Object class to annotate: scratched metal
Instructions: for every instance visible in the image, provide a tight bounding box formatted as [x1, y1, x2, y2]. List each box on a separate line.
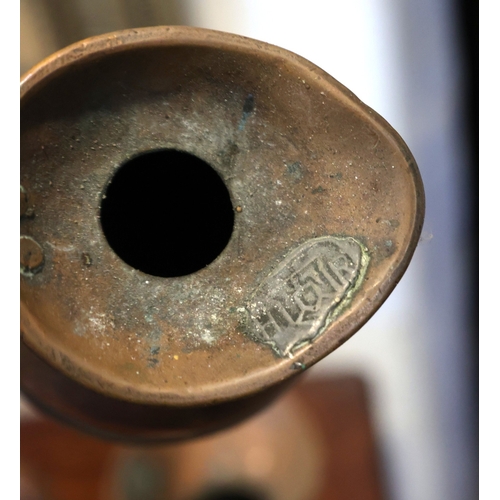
[246, 236, 368, 357]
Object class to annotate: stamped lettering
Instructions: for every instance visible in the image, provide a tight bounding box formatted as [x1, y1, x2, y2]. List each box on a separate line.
[245, 236, 368, 357]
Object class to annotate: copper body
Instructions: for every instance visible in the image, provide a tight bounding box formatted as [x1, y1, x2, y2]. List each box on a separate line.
[20, 27, 424, 441]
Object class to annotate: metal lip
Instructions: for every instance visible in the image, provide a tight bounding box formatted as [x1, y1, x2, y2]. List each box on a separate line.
[21, 26, 425, 408]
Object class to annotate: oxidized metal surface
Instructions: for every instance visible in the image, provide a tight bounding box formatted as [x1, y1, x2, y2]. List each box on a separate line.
[246, 236, 368, 357]
[20, 26, 424, 440]
[20, 236, 45, 276]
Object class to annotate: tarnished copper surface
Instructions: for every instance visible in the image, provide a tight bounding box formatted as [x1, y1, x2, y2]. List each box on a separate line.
[20, 26, 424, 440]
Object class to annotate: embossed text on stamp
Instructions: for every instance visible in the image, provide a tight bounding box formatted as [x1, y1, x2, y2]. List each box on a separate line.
[245, 236, 368, 357]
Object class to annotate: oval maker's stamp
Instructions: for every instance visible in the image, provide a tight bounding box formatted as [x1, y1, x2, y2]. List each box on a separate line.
[245, 236, 369, 357]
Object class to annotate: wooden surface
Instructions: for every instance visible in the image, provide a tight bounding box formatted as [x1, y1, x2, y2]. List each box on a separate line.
[21, 376, 386, 500]
[296, 377, 386, 500]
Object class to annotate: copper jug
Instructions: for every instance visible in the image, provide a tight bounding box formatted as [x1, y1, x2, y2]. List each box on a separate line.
[20, 26, 424, 441]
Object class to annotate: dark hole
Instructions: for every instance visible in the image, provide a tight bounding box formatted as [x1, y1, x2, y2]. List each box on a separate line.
[100, 149, 234, 277]
[195, 485, 268, 500]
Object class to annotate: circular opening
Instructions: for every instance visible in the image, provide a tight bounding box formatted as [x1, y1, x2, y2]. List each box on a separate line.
[100, 149, 234, 277]
[195, 486, 268, 500]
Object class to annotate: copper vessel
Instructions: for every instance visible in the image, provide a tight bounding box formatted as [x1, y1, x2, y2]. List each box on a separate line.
[20, 26, 424, 441]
